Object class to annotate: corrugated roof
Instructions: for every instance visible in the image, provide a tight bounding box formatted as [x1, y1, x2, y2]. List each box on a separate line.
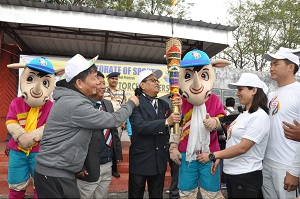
[0, 0, 237, 63]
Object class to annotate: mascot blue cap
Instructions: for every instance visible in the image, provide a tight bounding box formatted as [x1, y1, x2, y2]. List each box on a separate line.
[180, 49, 211, 68]
[26, 57, 55, 74]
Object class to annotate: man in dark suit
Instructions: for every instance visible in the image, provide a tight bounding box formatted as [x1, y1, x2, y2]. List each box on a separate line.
[76, 71, 122, 199]
[129, 69, 181, 198]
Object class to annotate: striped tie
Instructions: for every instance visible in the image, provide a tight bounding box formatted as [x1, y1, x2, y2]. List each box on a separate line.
[95, 101, 103, 111]
[96, 101, 112, 147]
[152, 99, 158, 114]
[103, 129, 112, 147]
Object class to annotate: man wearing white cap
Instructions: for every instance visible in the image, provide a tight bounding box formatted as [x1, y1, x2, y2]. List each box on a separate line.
[34, 54, 139, 198]
[128, 69, 181, 198]
[262, 48, 300, 198]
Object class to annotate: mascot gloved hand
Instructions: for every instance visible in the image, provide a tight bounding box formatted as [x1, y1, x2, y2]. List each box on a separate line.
[7, 124, 44, 149]
[17, 133, 36, 149]
[203, 113, 221, 132]
[5, 57, 64, 199]
[173, 49, 230, 199]
[169, 132, 182, 165]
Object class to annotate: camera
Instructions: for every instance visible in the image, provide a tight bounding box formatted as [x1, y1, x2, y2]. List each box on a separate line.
[218, 114, 239, 133]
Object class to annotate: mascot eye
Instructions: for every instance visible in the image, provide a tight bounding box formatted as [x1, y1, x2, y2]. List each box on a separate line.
[27, 76, 34, 83]
[43, 80, 50, 88]
[201, 72, 209, 80]
[184, 71, 193, 80]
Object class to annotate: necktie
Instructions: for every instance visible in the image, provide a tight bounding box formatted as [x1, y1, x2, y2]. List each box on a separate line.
[95, 101, 104, 111]
[103, 129, 112, 147]
[152, 99, 158, 113]
[96, 101, 112, 147]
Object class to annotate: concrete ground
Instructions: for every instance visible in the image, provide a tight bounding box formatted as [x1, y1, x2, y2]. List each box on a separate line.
[0, 136, 228, 199]
[1, 189, 227, 199]
[108, 189, 228, 198]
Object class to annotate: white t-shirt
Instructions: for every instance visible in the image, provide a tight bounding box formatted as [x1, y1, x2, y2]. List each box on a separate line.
[264, 82, 300, 176]
[223, 108, 270, 175]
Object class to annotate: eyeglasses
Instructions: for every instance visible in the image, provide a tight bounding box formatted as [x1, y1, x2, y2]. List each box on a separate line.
[144, 78, 160, 83]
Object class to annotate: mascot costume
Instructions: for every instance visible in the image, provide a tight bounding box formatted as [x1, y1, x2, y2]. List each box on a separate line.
[169, 49, 231, 199]
[5, 57, 63, 199]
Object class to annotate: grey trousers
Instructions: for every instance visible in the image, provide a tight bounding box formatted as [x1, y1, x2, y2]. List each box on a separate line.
[77, 161, 112, 199]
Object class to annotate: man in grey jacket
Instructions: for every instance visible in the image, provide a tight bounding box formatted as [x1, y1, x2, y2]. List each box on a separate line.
[34, 54, 139, 198]
[76, 71, 123, 198]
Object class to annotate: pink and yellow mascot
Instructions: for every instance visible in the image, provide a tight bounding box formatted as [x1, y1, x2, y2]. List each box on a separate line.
[169, 49, 231, 199]
[6, 57, 63, 199]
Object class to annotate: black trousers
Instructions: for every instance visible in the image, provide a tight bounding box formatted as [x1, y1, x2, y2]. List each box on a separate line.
[112, 155, 118, 173]
[34, 170, 80, 199]
[128, 172, 165, 198]
[225, 170, 263, 198]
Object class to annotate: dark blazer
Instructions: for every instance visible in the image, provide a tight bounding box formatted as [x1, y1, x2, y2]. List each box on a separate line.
[76, 98, 122, 182]
[129, 94, 172, 176]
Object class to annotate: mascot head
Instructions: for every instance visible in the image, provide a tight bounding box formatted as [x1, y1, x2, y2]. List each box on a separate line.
[179, 49, 231, 106]
[8, 57, 64, 107]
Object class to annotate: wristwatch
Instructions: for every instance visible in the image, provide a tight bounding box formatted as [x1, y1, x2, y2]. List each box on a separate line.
[209, 152, 216, 163]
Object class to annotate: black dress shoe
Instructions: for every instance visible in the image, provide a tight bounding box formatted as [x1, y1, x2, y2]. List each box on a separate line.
[112, 171, 120, 178]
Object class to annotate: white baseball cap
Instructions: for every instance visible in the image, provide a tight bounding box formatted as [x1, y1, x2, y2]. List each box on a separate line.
[137, 69, 163, 87]
[264, 47, 300, 66]
[228, 73, 268, 93]
[65, 54, 98, 82]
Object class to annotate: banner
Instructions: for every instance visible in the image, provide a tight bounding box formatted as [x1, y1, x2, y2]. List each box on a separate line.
[18, 55, 241, 111]
[96, 60, 170, 97]
[18, 55, 170, 98]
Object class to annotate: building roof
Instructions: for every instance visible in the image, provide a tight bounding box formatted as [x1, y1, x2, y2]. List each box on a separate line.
[0, 0, 237, 63]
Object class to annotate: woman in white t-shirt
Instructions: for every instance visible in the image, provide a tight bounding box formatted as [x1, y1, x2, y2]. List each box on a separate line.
[197, 73, 270, 198]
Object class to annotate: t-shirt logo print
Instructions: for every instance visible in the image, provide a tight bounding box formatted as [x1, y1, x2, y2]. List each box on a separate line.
[227, 121, 237, 140]
[269, 95, 280, 116]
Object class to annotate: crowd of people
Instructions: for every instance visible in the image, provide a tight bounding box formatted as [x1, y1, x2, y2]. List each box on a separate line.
[4, 47, 300, 199]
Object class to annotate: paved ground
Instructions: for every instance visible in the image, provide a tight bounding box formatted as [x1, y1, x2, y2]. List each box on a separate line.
[108, 189, 228, 198]
[1, 189, 227, 199]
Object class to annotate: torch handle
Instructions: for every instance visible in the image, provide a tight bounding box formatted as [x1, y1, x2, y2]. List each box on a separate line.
[165, 38, 182, 135]
[172, 105, 180, 134]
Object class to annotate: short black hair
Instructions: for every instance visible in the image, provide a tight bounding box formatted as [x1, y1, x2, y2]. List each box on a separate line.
[284, 59, 299, 75]
[225, 97, 235, 107]
[134, 87, 142, 97]
[97, 71, 104, 78]
[237, 105, 243, 113]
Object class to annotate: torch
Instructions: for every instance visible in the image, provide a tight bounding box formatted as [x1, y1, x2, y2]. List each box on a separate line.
[165, 38, 182, 134]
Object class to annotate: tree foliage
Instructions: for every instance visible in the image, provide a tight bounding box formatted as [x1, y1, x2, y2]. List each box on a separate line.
[221, 0, 300, 72]
[133, 0, 191, 18]
[39, 0, 192, 19]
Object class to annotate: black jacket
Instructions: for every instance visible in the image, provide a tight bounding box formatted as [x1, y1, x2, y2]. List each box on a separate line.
[129, 94, 172, 175]
[77, 99, 122, 182]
